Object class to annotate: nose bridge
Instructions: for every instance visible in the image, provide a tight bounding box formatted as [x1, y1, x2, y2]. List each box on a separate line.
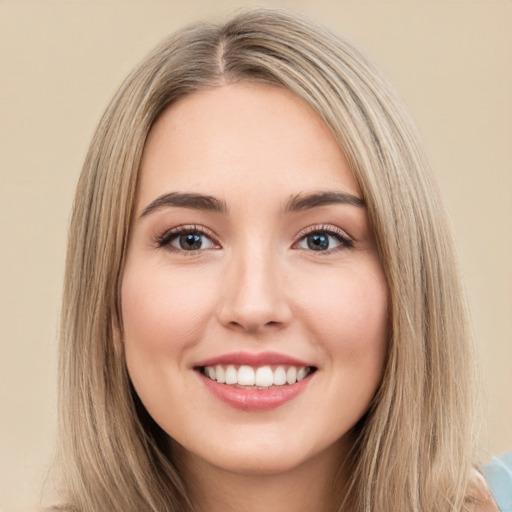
[218, 237, 290, 332]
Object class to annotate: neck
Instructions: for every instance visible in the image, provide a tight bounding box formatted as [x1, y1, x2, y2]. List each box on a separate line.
[173, 440, 353, 512]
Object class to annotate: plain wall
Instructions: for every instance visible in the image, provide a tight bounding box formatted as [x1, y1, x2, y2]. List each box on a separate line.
[0, 0, 511, 509]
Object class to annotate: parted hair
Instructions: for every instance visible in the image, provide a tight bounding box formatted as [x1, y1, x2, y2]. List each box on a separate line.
[51, 8, 482, 512]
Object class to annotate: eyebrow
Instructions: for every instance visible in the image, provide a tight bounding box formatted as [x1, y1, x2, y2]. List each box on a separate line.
[140, 192, 228, 218]
[140, 189, 365, 218]
[284, 191, 365, 212]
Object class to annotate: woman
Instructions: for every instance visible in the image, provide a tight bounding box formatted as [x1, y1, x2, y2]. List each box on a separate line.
[52, 8, 504, 512]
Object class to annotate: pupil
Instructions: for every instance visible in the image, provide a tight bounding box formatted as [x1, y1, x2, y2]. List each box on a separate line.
[308, 233, 329, 251]
[180, 233, 202, 250]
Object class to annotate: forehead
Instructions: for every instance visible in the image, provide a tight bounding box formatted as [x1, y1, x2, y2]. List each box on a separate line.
[138, 83, 361, 209]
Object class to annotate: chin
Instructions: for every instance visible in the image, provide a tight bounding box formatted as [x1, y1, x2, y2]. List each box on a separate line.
[171, 427, 346, 479]
[212, 450, 310, 476]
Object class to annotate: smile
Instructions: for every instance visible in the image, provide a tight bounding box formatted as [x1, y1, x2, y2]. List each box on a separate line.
[200, 364, 314, 387]
[193, 352, 317, 411]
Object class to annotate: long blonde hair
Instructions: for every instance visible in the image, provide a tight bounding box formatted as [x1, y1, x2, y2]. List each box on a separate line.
[53, 8, 481, 511]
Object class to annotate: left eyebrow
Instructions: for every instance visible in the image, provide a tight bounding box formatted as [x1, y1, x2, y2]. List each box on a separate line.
[140, 192, 228, 218]
[284, 191, 365, 213]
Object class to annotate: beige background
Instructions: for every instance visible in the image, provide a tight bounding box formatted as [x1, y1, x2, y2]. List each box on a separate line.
[0, 0, 510, 509]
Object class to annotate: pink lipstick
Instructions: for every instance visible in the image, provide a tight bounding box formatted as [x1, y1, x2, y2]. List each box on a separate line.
[194, 351, 316, 411]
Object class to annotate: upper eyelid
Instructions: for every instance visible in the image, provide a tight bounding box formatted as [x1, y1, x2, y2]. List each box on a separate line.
[293, 225, 355, 252]
[155, 225, 220, 248]
[162, 224, 213, 236]
[154, 223, 354, 248]
[296, 224, 353, 241]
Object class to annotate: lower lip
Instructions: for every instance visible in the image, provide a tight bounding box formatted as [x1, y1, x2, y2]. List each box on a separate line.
[199, 373, 313, 411]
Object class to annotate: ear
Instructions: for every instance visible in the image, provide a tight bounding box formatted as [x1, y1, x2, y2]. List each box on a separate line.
[112, 306, 124, 354]
[113, 324, 124, 354]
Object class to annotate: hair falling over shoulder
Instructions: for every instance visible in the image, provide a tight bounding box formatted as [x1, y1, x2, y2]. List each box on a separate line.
[48, 8, 485, 512]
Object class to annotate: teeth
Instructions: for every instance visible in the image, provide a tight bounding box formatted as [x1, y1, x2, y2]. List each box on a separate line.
[225, 365, 237, 385]
[286, 366, 297, 384]
[215, 365, 225, 383]
[238, 365, 255, 386]
[297, 367, 307, 382]
[202, 364, 312, 387]
[273, 366, 287, 386]
[255, 366, 274, 387]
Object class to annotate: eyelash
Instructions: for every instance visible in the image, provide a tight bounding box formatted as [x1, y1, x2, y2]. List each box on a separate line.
[295, 224, 354, 253]
[154, 225, 219, 252]
[154, 224, 354, 253]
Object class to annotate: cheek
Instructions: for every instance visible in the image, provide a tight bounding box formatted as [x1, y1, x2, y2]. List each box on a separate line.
[121, 265, 214, 355]
[316, 267, 389, 427]
[296, 263, 389, 369]
[120, 264, 219, 431]
[120, 265, 217, 408]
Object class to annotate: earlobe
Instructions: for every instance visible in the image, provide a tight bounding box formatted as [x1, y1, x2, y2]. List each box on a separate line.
[113, 323, 124, 353]
[112, 309, 124, 354]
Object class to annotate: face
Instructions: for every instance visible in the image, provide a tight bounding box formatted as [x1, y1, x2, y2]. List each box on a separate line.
[120, 83, 389, 478]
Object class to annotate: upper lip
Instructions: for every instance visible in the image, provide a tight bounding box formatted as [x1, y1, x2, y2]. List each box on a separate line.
[193, 351, 314, 368]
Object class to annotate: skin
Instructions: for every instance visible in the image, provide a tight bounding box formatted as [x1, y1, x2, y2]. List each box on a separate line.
[119, 83, 390, 511]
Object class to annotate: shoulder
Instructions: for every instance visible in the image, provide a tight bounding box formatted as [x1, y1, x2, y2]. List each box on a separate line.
[467, 468, 500, 511]
[484, 451, 512, 512]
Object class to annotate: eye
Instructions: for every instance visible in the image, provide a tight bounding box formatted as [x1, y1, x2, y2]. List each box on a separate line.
[156, 226, 218, 252]
[296, 226, 353, 252]
[171, 232, 215, 251]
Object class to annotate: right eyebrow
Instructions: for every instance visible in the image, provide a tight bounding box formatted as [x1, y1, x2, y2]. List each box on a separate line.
[284, 190, 365, 212]
[140, 192, 228, 218]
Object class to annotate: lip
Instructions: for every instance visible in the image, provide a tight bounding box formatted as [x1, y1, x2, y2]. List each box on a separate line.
[198, 371, 313, 411]
[193, 351, 316, 411]
[193, 351, 313, 368]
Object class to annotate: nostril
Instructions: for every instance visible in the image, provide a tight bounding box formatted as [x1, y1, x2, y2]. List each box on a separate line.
[216, 269, 293, 332]
[225, 317, 286, 333]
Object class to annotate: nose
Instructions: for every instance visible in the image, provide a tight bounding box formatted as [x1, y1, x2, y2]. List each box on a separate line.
[217, 247, 292, 334]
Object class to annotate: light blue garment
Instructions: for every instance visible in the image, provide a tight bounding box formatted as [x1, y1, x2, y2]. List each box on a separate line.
[484, 451, 512, 512]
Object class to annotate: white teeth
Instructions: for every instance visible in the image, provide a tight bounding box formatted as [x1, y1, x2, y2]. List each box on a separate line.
[255, 366, 274, 387]
[203, 364, 313, 387]
[286, 366, 297, 384]
[215, 364, 225, 383]
[273, 366, 287, 386]
[225, 365, 237, 385]
[296, 367, 307, 382]
[238, 365, 255, 386]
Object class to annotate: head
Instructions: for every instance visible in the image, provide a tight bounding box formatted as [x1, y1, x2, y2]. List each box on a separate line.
[58, 8, 479, 512]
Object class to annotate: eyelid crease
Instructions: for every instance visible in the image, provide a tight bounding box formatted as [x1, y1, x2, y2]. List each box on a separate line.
[293, 224, 355, 252]
[296, 224, 354, 242]
[154, 224, 221, 250]
[153, 223, 355, 254]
